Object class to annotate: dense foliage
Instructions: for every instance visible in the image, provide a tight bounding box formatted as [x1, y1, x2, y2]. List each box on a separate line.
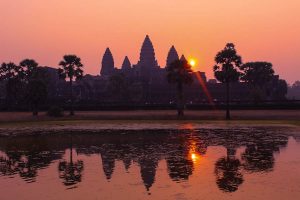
[213, 43, 242, 120]
[166, 59, 193, 116]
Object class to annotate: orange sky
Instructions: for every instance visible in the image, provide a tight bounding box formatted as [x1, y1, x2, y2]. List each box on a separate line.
[1, 0, 299, 83]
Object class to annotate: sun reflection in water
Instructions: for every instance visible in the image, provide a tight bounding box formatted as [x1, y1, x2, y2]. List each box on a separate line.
[189, 141, 201, 163]
[191, 153, 198, 162]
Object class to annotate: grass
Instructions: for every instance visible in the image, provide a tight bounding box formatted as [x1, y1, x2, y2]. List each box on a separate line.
[0, 110, 299, 129]
[0, 119, 299, 128]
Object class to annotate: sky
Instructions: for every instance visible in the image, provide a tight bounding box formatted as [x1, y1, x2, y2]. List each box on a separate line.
[1, 0, 299, 84]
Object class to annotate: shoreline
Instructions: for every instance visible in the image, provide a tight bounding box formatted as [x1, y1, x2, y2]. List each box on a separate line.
[0, 110, 300, 122]
[0, 110, 299, 136]
[0, 119, 299, 137]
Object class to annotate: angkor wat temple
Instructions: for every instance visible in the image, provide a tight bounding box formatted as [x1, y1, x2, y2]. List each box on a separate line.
[67, 35, 287, 106]
[0, 35, 287, 108]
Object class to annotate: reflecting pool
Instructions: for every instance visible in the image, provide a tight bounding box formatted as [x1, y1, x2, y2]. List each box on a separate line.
[0, 127, 300, 199]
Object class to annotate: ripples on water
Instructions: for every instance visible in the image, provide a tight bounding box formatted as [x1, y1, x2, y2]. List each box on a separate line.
[0, 127, 300, 199]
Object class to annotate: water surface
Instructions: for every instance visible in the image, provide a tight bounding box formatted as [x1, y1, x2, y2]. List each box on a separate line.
[0, 127, 300, 200]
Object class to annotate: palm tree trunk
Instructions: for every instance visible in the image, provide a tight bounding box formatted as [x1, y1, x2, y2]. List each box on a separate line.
[177, 82, 184, 117]
[70, 78, 74, 116]
[226, 81, 230, 120]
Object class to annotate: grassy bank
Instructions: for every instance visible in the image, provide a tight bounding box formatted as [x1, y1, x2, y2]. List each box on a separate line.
[0, 110, 300, 121]
[0, 110, 299, 130]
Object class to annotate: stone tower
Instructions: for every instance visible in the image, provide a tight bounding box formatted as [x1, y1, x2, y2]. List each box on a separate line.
[137, 35, 159, 70]
[180, 54, 187, 62]
[121, 56, 131, 70]
[100, 48, 114, 76]
[166, 45, 179, 67]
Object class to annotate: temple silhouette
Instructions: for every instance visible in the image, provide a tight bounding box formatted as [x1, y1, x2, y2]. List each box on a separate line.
[101, 35, 180, 81]
[97, 35, 209, 104]
[60, 35, 287, 105]
[0, 35, 287, 108]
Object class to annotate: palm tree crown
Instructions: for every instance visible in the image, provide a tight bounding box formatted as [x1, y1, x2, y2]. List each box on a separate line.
[213, 43, 242, 83]
[58, 55, 83, 81]
[166, 59, 193, 85]
[58, 55, 83, 116]
[166, 59, 193, 116]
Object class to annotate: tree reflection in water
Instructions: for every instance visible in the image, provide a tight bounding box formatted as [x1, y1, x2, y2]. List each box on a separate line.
[241, 133, 288, 173]
[215, 148, 244, 192]
[166, 135, 195, 182]
[0, 137, 62, 182]
[0, 128, 291, 193]
[58, 136, 84, 188]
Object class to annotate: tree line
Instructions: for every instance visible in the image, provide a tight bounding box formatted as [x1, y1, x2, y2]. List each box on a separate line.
[0, 43, 289, 119]
[0, 55, 83, 116]
[167, 43, 288, 119]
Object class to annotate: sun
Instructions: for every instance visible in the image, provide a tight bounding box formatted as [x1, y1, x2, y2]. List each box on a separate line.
[189, 59, 196, 68]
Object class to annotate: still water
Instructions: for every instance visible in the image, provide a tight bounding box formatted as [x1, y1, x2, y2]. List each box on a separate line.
[0, 127, 300, 200]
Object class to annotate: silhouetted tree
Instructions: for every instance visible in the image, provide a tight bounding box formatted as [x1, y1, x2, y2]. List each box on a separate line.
[19, 59, 39, 81]
[268, 78, 288, 100]
[166, 59, 193, 116]
[241, 62, 274, 102]
[0, 62, 21, 80]
[0, 60, 49, 112]
[26, 80, 47, 115]
[0, 62, 23, 108]
[213, 43, 242, 120]
[58, 55, 84, 115]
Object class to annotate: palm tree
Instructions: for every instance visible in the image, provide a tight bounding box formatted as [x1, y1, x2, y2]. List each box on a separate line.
[58, 55, 84, 115]
[213, 43, 242, 120]
[166, 59, 193, 116]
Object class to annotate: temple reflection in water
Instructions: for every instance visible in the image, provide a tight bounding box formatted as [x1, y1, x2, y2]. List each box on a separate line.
[0, 128, 294, 194]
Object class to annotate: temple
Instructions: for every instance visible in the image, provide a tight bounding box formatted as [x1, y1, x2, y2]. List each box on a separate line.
[100, 35, 165, 80]
[94, 35, 210, 103]
[166, 45, 179, 67]
[0, 35, 286, 106]
[100, 48, 114, 77]
[121, 56, 131, 71]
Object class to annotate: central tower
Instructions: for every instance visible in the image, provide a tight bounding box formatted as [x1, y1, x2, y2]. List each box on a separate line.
[137, 35, 159, 70]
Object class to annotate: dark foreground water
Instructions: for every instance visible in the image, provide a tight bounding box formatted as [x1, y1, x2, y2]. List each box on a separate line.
[0, 127, 300, 200]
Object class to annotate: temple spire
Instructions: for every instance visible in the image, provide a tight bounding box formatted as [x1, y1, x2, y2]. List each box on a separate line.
[166, 45, 179, 67]
[180, 54, 187, 62]
[121, 56, 131, 70]
[137, 35, 158, 69]
[100, 48, 114, 76]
